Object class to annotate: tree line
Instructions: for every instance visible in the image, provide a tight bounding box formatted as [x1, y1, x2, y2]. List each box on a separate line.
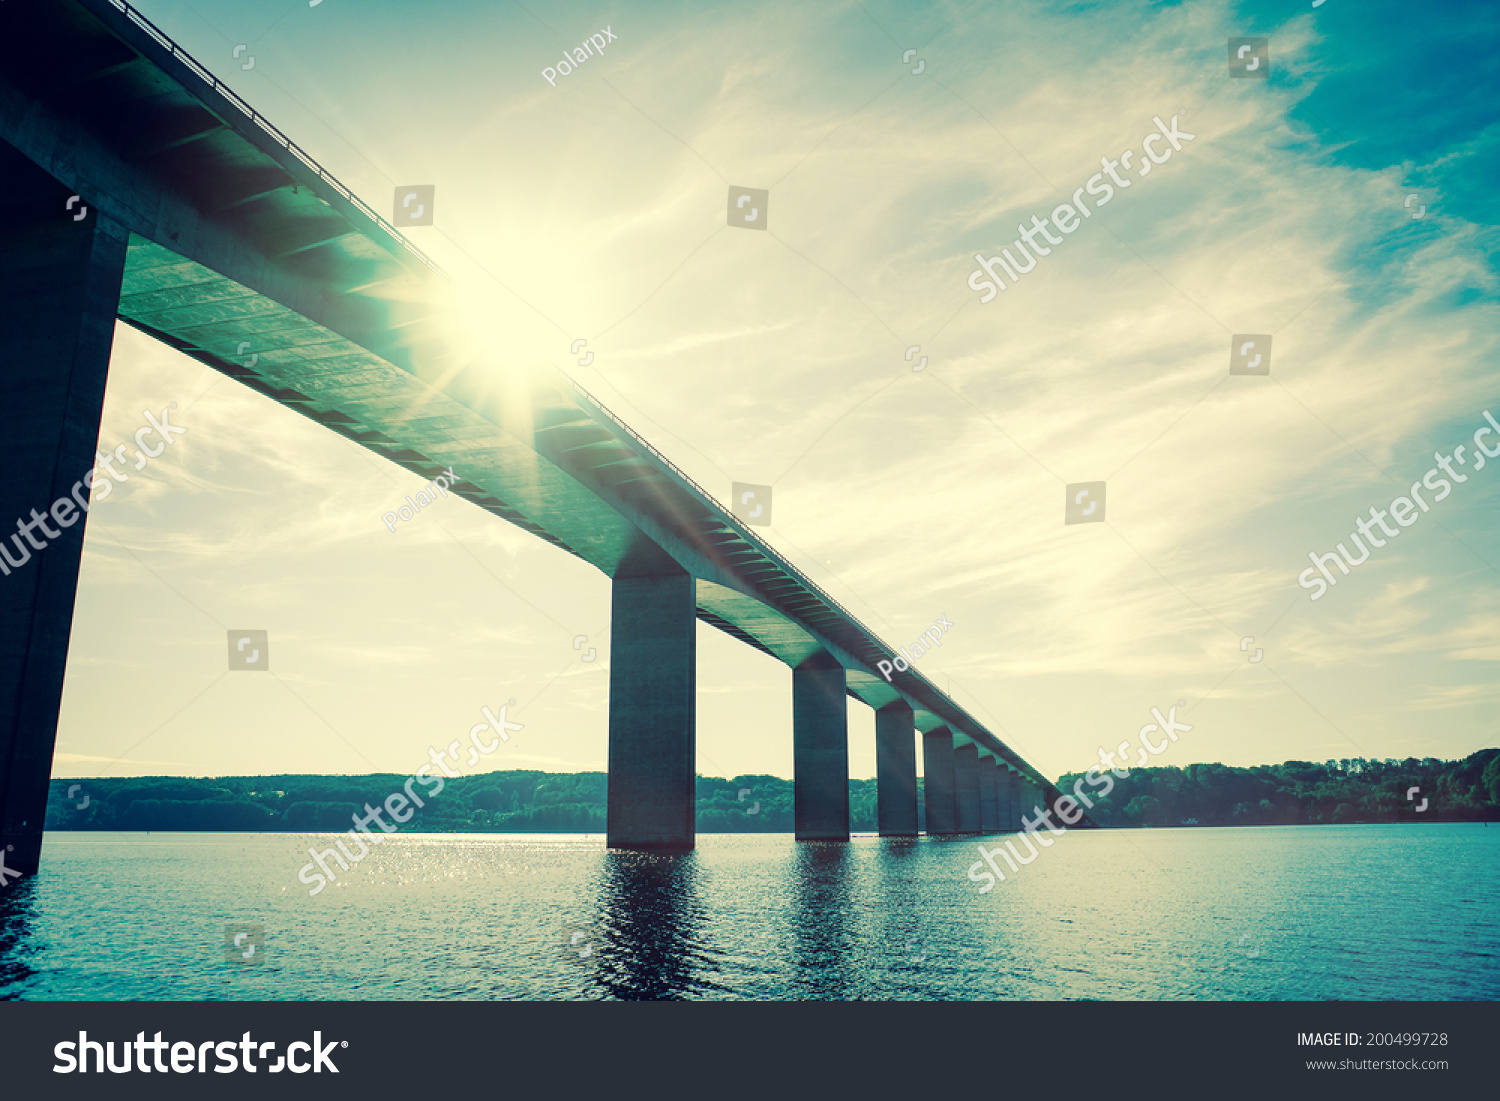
[43, 751, 1498, 833]
[42, 772, 890, 834]
[1057, 751, 1500, 827]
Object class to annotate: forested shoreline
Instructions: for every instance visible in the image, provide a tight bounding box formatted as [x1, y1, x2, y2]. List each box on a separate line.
[43, 751, 1498, 833]
[1059, 751, 1498, 827]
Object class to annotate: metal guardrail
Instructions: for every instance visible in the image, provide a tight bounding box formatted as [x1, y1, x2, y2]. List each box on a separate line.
[106, 0, 449, 282]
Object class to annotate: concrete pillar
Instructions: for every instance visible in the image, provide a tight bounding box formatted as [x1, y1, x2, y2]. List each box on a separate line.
[1004, 770, 1024, 830]
[1018, 776, 1034, 829]
[953, 743, 981, 833]
[921, 728, 957, 835]
[1018, 780, 1039, 828]
[606, 551, 696, 849]
[993, 765, 1010, 830]
[875, 700, 918, 837]
[979, 758, 999, 833]
[793, 651, 849, 841]
[0, 172, 127, 875]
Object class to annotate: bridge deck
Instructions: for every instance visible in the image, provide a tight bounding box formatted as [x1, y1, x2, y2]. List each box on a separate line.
[0, 0, 1061, 798]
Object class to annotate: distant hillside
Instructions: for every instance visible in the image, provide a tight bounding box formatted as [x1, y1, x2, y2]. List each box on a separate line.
[43, 772, 887, 834]
[1057, 751, 1500, 827]
[43, 751, 1498, 834]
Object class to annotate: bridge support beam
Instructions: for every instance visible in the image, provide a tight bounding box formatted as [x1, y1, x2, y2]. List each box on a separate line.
[1021, 776, 1037, 829]
[921, 728, 957, 836]
[995, 766, 1010, 830]
[979, 758, 999, 833]
[1017, 779, 1040, 828]
[875, 701, 918, 837]
[606, 554, 696, 849]
[954, 743, 981, 833]
[0, 184, 127, 875]
[793, 652, 848, 841]
[1003, 770, 1023, 830]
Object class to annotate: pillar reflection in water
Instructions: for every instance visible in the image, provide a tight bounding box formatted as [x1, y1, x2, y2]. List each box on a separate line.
[0, 876, 40, 991]
[871, 838, 929, 984]
[590, 848, 709, 999]
[787, 841, 857, 998]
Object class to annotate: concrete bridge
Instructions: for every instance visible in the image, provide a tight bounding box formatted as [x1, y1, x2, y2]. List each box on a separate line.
[0, 0, 1067, 874]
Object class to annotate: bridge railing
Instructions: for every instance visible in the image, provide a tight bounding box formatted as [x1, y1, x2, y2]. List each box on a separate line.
[104, 0, 449, 282]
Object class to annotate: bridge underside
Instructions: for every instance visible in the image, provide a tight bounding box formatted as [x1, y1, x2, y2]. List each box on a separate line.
[0, 0, 1070, 871]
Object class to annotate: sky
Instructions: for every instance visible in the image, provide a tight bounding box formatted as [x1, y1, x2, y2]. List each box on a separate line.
[52, 0, 1500, 786]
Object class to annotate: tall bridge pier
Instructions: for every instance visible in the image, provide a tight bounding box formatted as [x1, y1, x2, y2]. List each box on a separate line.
[0, 154, 128, 874]
[954, 744, 981, 833]
[980, 759, 1000, 832]
[792, 652, 851, 842]
[874, 701, 918, 837]
[922, 729, 957, 835]
[605, 552, 698, 849]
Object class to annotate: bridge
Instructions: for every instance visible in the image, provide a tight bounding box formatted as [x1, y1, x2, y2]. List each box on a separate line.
[0, 0, 1069, 874]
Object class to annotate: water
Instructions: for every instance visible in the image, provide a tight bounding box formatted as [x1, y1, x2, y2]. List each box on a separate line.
[1, 824, 1495, 1000]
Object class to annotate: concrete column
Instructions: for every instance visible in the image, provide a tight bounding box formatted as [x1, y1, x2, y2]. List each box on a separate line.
[1018, 776, 1034, 829]
[921, 728, 957, 835]
[953, 743, 981, 833]
[0, 177, 127, 875]
[1004, 770, 1024, 830]
[875, 700, 918, 837]
[606, 551, 696, 849]
[793, 651, 849, 841]
[979, 758, 999, 833]
[1018, 780, 1040, 828]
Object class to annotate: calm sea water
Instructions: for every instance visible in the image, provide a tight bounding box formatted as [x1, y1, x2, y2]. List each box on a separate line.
[1, 825, 1495, 1000]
